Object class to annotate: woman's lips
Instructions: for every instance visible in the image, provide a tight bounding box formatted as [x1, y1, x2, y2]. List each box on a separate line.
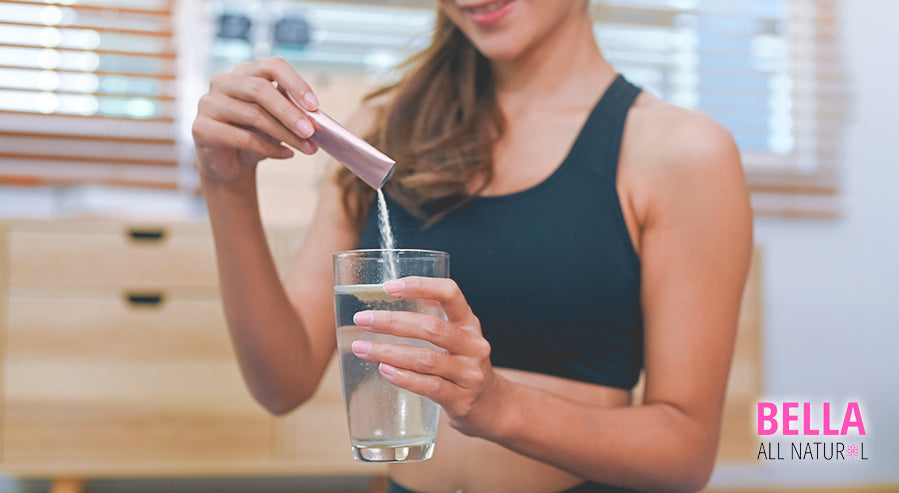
[460, 0, 518, 26]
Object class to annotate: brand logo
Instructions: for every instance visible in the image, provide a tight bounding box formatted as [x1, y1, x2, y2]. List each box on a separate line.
[755, 401, 869, 461]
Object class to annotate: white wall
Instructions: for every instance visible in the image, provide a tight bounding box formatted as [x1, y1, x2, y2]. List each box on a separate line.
[709, 0, 899, 487]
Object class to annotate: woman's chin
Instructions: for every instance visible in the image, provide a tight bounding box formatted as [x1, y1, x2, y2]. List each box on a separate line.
[469, 37, 528, 63]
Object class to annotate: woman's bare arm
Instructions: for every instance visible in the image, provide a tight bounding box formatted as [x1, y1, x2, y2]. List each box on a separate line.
[486, 110, 753, 492]
[194, 57, 374, 414]
[202, 161, 361, 415]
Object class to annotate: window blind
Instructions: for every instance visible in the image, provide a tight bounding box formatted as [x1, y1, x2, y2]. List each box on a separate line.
[0, 0, 181, 189]
[208, 0, 846, 216]
[591, 0, 847, 216]
[2, 0, 842, 213]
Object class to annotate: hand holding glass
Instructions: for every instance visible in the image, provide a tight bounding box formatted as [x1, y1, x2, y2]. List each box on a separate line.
[333, 249, 448, 462]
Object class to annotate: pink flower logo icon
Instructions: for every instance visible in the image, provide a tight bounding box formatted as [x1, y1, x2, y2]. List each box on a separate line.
[847, 444, 860, 458]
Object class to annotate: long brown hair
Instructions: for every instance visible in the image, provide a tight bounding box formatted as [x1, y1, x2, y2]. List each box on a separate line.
[336, 10, 505, 227]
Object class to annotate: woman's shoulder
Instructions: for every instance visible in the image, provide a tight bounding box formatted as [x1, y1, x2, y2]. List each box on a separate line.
[626, 91, 741, 176]
[622, 92, 743, 192]
[620, 91, 747, 223]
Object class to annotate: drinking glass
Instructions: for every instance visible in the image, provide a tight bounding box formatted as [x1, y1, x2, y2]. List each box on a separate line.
[333, 249, 448, 462]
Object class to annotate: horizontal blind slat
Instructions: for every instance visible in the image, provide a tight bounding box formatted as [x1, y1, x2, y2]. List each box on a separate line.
[0, 152, 177, 167]
[0, 112, 174, 138]
[0, 135, 178, 163]
[0, 64, 176, 80]
[0, 94, 176, 119]
[0, 47, 177, 74]
[0, 162, 179, 188]
[3, 0, 170, 17]
[0, 42, 175, 58]
[0, 109, 173, 123]
[1, 130, 174, 145]
[0, 86, 176, 101]
[0, 20, 172, 37]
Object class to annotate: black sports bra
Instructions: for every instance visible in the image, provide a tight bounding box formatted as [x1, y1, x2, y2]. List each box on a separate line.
[358, 75, 644, 390]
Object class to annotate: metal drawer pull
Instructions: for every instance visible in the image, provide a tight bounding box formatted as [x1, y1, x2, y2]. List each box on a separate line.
[127, 228, 167, 242]
[125, 292, 166, 307]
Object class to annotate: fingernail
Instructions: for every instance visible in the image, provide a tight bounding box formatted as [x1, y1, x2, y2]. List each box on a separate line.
[353, 311, 374, 326]
[383, 279, 405, 296]
[296, 118, 314, 138]
[299, 140, 317, 155]
[379, 363, 398, 377]
[351, 340, 371, 355]
[303, 92, 319, 110]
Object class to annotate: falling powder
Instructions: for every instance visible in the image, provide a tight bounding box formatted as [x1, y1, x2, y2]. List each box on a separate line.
[377, 189, 398, 281]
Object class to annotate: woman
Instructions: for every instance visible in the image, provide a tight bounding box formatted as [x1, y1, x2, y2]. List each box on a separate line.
[192, 1, 752, 492]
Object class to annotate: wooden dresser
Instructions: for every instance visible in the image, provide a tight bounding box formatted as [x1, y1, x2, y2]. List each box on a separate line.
[0, 218, 762, 492]
[0, 218, 382, 492]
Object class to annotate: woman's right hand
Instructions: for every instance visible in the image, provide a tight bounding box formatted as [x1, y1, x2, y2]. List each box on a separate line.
[192, 57, 320, 185]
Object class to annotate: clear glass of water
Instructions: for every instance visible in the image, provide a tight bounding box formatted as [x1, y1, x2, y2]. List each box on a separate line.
[333, 249, 448, 462]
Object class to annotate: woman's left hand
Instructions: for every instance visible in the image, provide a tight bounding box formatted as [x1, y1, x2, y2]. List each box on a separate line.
[350, 276, 508, 438]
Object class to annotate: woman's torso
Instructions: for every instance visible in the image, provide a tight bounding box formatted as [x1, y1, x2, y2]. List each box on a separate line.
[357, 75, 646, 493]
[392, 370, 631, 493]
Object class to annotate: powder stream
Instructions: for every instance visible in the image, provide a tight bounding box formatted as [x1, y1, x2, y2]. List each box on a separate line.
[376, 189, 398, 281]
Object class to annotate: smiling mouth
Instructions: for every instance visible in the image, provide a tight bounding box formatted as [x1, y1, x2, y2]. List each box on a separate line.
[460, 0, 514, 16]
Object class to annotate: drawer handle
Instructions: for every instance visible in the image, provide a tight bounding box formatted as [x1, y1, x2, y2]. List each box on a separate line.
[128, 228, 167, 243]
[125, 292, 166, 307]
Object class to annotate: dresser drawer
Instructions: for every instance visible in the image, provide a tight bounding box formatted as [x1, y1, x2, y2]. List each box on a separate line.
[2, 287, 274, 465]
[7, 220, 219, 288]
[277, 358, 355, 460]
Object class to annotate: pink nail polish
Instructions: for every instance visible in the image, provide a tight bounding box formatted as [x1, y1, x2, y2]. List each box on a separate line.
[379, 363, 398, 377]
[383, 279, 405, 296]
[353, 311, 374, 326]
[303, 92, 319, 110]
[296, 118, 314, 138]
[352, 340, 371, 355]
[300, 140, 316, 155]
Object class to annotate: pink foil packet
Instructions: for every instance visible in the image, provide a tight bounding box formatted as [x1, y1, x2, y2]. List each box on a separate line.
[287, 92, 395, 189]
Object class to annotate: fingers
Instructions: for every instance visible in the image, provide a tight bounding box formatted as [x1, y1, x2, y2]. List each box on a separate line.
[351, 341, 484, 389]
[199, 92, 317, 155]
[348, 277, 498, 430]
[193, 116, 292, 159]
[235, 56, 319, 112]
[377, 363, 459, 408]
[201, 60, 322, 158]
[382, 277, 477, 325]
[374, 362, 488, 423]
[210, 72, 315, 141]
[354, 310, 488, 357]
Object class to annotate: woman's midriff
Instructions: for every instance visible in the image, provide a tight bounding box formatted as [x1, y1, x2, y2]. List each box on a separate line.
[387, 368, 632, 493]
